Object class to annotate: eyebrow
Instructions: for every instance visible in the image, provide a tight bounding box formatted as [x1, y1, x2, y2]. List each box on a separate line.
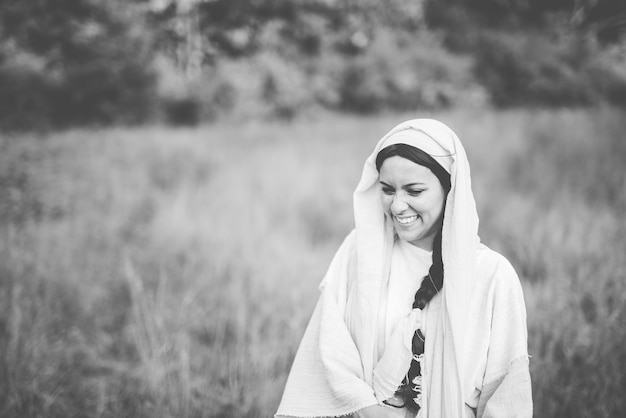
[379, 181, 427, 188]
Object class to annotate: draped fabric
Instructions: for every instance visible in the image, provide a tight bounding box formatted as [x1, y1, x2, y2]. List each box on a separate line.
[276, 119, 532, 418]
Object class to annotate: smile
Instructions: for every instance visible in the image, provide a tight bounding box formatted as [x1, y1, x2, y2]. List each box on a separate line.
[394, 214, 419, 225]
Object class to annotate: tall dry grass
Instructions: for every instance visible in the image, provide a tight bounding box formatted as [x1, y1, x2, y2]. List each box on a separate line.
[0, 109, 625, 417]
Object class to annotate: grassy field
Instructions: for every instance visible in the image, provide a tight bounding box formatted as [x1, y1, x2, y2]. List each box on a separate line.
[1, 108, 625, 417]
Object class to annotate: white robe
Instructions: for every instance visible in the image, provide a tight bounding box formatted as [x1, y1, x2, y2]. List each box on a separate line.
[276, 232, 532, 418]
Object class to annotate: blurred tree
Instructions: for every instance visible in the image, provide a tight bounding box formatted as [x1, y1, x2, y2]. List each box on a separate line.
[0, 0, 156, 130]
[423, 0, 626, 107]
[5, 0, 624, 129]
[147, 0, 442, 121]
[426, 0, 626, 38]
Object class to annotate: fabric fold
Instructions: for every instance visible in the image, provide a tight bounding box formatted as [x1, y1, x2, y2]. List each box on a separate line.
[276, 232, 379, 417]
[373, 309, 422, 402]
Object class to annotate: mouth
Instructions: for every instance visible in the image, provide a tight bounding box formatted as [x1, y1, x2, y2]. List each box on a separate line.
[394, 214, 419, 225]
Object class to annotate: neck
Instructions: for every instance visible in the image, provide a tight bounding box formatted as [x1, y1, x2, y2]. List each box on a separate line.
[408, 235, 435, 251]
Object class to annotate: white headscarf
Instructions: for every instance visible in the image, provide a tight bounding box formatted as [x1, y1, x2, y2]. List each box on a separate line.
[276, 119, 481, 418]
[352, 119, 479, 417]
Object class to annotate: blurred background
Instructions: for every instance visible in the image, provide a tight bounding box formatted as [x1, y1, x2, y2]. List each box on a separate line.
[1, 0, 625, 417]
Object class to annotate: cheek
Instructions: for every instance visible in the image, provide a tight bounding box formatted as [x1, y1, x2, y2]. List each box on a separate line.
[431, 197, 446, 217]
[420, 194, 443, 215]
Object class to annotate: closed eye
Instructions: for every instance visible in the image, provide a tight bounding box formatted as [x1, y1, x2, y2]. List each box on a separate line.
[407, 189, 423, 196]
[379, 181, 395, 195]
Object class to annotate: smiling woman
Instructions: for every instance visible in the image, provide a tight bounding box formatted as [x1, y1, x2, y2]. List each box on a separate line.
[377, 147, 449, 251]
[276, 119, 532, 418]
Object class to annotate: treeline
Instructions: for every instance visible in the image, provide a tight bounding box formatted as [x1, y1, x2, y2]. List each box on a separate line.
[426, 0, 626, 107]
[0, 1, 155, 130]
[1, 0, 625, 130]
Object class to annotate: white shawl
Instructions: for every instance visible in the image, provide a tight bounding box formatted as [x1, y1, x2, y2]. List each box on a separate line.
[276, 119, 532, 418]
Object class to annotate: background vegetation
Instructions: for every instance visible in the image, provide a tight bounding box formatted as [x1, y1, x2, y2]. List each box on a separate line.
[2, 0, 626, 129]
[1, 109, 625, 417]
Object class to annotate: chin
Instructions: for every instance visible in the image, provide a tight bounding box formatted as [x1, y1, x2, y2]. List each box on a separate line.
[396, 230, 420, 243]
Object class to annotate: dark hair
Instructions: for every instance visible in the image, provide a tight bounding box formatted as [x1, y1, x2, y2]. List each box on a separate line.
[376, 143, 451, 413]
[376, 143, 451, 191]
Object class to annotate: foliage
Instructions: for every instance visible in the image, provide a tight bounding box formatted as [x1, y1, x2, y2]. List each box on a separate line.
[3, 0, 626, 129]
[147, 0, 478, 122]
[472, 30, 595, 107]
[425, 0, 626, 33]
[336, 30, 485, 113]
[0, 0, 157, 130]
[424, 0, 626, 108]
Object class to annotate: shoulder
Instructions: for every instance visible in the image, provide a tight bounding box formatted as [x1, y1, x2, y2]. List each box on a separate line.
[335, 229, 357, 259]
[319, 229, 357, 288]
[474, 244, 523, 297]
[343, 228, 357, 248]
[475, 244, 517, 275]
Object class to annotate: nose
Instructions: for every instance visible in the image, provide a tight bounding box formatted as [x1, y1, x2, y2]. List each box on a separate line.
[390, 193, 409, 213]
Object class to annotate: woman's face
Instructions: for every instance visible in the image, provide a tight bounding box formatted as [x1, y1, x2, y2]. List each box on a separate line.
[378, 156, 447, 251]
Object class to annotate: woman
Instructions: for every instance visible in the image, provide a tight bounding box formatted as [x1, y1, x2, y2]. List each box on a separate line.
[276, 119, 532, 418]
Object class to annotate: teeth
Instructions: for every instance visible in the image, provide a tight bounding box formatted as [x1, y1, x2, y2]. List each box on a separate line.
[395, 215, 418, 224]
